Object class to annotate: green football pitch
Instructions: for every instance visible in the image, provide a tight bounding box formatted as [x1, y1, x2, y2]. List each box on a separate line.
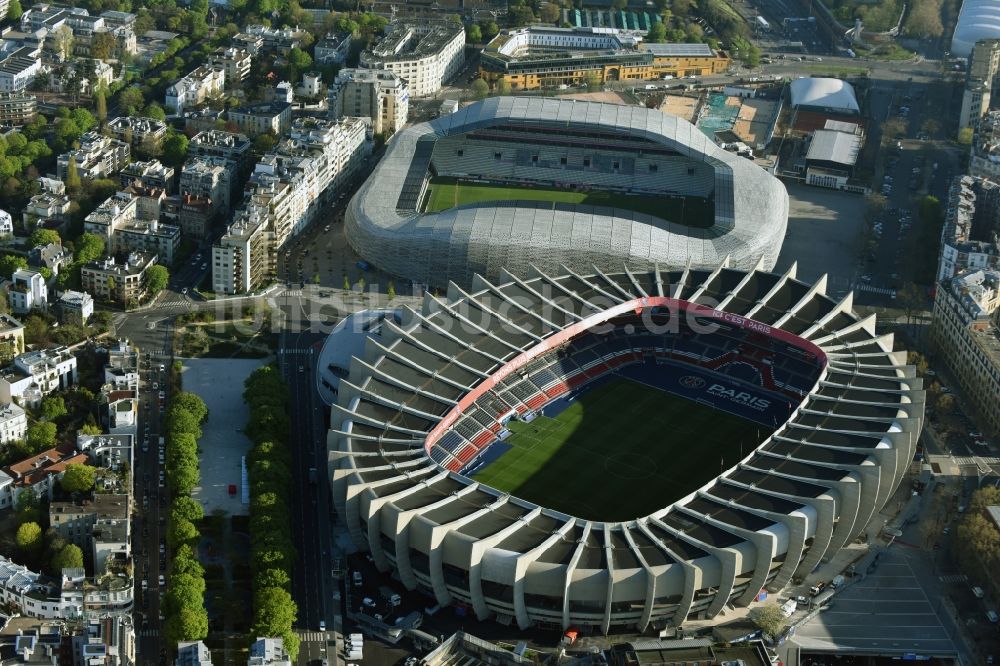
[472, 377, 766, 522]
[422, 177, 714, 228]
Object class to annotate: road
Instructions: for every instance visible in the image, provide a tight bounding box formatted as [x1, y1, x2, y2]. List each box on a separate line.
[278, 327, 339, 666]
[133, 320, 175, 666]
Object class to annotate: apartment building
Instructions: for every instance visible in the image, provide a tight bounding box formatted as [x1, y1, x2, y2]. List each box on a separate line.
[81, 252, 157, 306]
[58, 291, 94, 326]
[23, 192, 72, 229]
[243, 24, 305, 53]
[208, 47, 251, 84]
[247, 638, 292, 666]
[72, 616, 137, 666]
[57, 132, 131, 181]
[212, 215, 268, 295]
[189, 129, 252, 171]
[19, 5, 137, 59]
[9, 269, 47, 314]
[50, 494, 130, 575]
[180, 157, 236, 215]
[84, 192, 136, 241]
[315, 32, 352, 65]
[970, 110, 1000, 180]
[960, 39, 1000, 132]
[361, 22, 464, 97]
[113, 218, 180, 266]
[0, 210, 10, 237]
[0, 403, 27, 444]
[176, 641, 213, 666]
[30, 242, 72, 276]
[932, 268, 1000, 434]
[329, 68, 409, 136]
[0, 46, 42, 93]
[165, 65, 226, 114]
[212, 117, 369, 293]
[0, 91, 38, 125]
[0, 315, 24, 364]
[227, 102, 292, 137]
[107, 116, 167, 152]
[937, 175, 1000, 282]
[0, 347, 77, 407]
[2, 442, 88, 506]
[121, 184, 166, 222]
[119, 159, 174, 193]
[176, 195, 214, 239]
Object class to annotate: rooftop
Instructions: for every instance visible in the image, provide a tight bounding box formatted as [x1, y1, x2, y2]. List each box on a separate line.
[365, 22, 463, 62]
[806, 128, 863, 166]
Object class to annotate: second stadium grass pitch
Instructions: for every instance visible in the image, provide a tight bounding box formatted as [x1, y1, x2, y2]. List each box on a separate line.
[423, 177, 715, 229]
[472, 377, 766, 521]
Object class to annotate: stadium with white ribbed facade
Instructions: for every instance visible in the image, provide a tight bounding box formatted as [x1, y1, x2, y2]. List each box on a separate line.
[345, 97, 789, 288]
[330, 261, 924, 633]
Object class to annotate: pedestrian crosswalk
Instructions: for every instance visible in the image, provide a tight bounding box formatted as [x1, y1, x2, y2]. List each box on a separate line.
[139, 629, 160, 637]
[853, 283, 897, 298]
[298, 631, 327, 642]
[939, 574, 968, 584]
[953, 456, 1000, 465]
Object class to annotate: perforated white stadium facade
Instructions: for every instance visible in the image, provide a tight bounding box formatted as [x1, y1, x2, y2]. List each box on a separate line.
[330, 261, 924, 633]
[952, 0, 1000, 57]
[345, 97, 789, 288]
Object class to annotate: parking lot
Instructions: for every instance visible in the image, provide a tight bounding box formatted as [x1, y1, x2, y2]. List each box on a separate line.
[775, 183, 867, 299]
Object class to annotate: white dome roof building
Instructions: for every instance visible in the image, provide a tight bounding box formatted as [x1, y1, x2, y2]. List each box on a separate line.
[789, 78, 860, 115]
[952, 0, 1000, 57]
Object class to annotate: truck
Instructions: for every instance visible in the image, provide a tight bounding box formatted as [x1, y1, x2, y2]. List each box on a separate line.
[346, 648, 363, 660]
[379, 585, 402, 607]
[755, 15, 770, 31]
[780, 599, 797, 617]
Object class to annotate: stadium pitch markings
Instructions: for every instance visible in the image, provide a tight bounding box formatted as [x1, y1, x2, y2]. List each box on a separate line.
[423, 177, 714, 229]
[472, 377, 766, 522]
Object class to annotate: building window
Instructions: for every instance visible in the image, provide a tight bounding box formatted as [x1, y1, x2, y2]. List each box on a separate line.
[583, 158, 591, 167]
[649, 164, 658, 172]
[457, 149, 463, 157]
[494, 152, 501, 160]
[560, 157, 567, 165]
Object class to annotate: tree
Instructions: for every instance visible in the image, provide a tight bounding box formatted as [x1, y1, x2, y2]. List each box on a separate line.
[252, 586, 297, 637]
[161, 132, 189, 168]
[94, 87, 107, 123]
[467, 24, 482, 43]
[0, 254, 27, 279]
[146, 265, 169, 294]
[15, 522, 42, 552]
[164, 605, 209, 642]
[496, 79, 511, 96]
[167, 408, 202, 439]
[170, 545, 205, 578]
[904, 0, 944, 38]
[75, 233, 106, 264]
[255, 568, 291, 590]
[509, 5, 535, 25]
[117, 86, 145, 116]
[171, 496, 205, 524]
[540, 4, 561, 23]
[648, 22, 667, 43]
[342, 275, 351, 291]
[585, 70, 602, 92]
[61, 464, 97, 494]
[881, 116, 908, 141]
[6, 0, 23, 21]
[15, 492, 43, 525]
[51, 544, 84, 572]
[30, 228, 60, 248]
[53, 25, 74, 61]
[287, 47, 313, 73]
[143, 103, 167, 122]
[748, 604, 787, 640]
[65, 158, 81, 193]
[167, 518, 200, 548]
[79, 423, 102, 435]
[169, 460, 200, 496]
[41, 396, 68, 421]
[387, 281, 396, 300]
[471, 79, 489, 100]
[90, 32, 117, 60]
[172, 392, 208, 423]
[26, 422, 56, 452]
[481, 21, 500, 39]
[958, 127, 974, 145]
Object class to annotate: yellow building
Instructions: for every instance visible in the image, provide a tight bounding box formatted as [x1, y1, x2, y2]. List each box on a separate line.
[479, 27, 730, 91]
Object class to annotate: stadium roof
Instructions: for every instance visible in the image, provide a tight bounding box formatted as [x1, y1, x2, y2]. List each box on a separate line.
[346, 96, 789, 288]
[332, 263, 925, 635]
[806, 129, 862, 166]
[951, 1, 1000, 57]
[641, 43, 715, 56]
[789, 78, 860, 114]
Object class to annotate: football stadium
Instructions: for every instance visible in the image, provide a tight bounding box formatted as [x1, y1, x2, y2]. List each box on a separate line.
[330, 262, 925, 633]
[345, 96, 789, 288]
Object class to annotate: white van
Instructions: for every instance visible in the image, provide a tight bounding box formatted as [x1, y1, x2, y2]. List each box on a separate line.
[780, 599, 797, 617]
[974, 586, 985, 598]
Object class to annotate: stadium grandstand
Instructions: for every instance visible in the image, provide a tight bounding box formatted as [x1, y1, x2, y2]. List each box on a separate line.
[329, 260, 925, 634]
[345, 97, 789, 288]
